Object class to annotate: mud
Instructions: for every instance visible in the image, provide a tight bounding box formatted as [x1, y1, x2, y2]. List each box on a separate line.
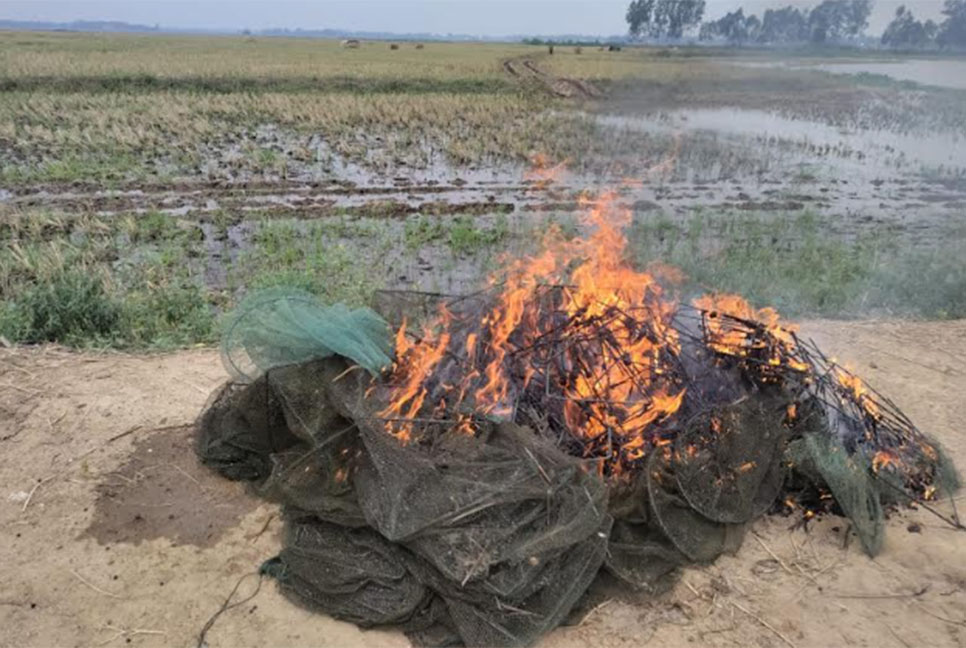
[85, 425, 258, 548]
[4, 178, 541, 217]
[503, 56, 600, 98]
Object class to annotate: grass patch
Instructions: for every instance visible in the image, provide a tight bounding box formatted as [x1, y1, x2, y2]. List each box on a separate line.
[404, 213, 510, 254]
[405, 215, 446, 249]
[448, 214, 510, 255]
[1, 203, 962, 350]
[0, 269, 121, 345]
[240, 219, 383, 307]
[119, 277, 216, 348]
[628, 210, 966, 319]
[0, 267, 217, 349]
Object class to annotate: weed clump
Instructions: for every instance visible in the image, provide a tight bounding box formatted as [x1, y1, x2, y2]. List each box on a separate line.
[120, 278, 216, 348]
[1, 270, 121, 344]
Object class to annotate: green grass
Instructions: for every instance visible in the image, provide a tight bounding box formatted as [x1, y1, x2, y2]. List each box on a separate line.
[403, 213, 510, 254]
[0, 266, 217, 348]
[0, 269, 121, 345]
[447, 214, 510, 255]
[0, 210, 218, 348]
[627, 210, 966, 319]
[1, 205, 963, 349]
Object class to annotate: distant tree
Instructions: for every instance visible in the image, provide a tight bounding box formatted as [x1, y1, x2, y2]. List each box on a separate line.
[627, 0, 706, 39]
[626, 0, 656, 37]
[656, 0, 707, 38]
[758, 6, 809, 43]
[807, 0, 872, 44]
[938, 0, 966, 48]
[699, 8, 761, 44]
[745, 14, 762, 41]
[882, 5, 937, 48]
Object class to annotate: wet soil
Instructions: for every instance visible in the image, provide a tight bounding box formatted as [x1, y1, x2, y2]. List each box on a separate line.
[84, 425, 257, 548]
[503, 55, 600, 98]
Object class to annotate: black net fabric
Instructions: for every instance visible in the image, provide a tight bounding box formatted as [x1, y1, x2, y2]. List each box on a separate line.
[201, 356, 614, 646]
[197, 356, 814, 646]
[196, 293, 960, 647]
[786, 432, 886, 555]
[672, 398, 789, 526]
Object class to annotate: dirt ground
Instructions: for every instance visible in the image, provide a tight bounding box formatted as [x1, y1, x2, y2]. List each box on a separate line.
[2, 319, 965, 648]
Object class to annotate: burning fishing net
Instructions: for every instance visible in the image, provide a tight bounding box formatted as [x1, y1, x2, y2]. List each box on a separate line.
[197, 193, 959, 647]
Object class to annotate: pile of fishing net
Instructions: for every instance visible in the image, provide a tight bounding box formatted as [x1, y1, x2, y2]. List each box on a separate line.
[196, 288, 959, 647]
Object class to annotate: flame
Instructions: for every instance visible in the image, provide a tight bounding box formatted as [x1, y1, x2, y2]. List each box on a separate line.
[833, 367, 881, 420]
[872, 449, 900, 473]
[379, 189, 685, 476]
[380, 318, 452, 442]
[692, 293, 809, 374]
[376, 153, 933, 497]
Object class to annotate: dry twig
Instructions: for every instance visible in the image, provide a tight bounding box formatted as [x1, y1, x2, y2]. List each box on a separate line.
[731, 601, 796, 648]
[70, 569, 122, 599]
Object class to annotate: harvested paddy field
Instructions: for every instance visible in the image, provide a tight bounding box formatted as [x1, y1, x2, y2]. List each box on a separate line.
[1, 30, 965, 648]
[2, 33, 965, 351]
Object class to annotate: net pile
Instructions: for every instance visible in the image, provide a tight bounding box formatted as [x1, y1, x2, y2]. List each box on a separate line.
[197, 287, 959, 647]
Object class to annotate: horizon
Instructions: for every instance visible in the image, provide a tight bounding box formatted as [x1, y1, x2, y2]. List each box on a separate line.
[1, 1, 947, 38]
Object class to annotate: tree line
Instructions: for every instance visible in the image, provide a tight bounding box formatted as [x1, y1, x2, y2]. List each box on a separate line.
[624, 0, 966, 50]
[880, 1, 965, 49]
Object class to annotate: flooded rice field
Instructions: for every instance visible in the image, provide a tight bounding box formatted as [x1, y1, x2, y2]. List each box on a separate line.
[3, 45, 965, 330]
[810, 59, 966, 91]
[735, 58, 966, 90]
[4, 101, 965, 300]
[596, 107, 966, 178]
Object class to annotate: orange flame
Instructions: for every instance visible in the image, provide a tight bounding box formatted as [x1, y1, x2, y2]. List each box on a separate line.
[379, 190, 685, 476]
[378, 152, 916, 488]
[692, 293, 809, 373]
[872, 450, 900, 473]
[833, 367, 881, 421]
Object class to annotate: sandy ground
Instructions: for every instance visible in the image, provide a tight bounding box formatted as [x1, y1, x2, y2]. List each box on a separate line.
[2, 319, 965, 648]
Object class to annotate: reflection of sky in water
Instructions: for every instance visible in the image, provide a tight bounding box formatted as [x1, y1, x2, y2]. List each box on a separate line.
[811, 60, 966, 91]
[596, 108, 965, 180]
[736, 59, 966, 91]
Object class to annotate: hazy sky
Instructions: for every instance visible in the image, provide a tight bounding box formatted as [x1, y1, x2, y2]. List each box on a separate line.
[2, 0, 946, 36]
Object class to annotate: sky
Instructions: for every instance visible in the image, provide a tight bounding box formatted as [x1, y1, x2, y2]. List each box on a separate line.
[1, 0, 947, 36]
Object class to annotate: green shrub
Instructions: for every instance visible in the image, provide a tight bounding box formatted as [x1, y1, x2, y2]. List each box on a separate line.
[2, 270, 122, 344]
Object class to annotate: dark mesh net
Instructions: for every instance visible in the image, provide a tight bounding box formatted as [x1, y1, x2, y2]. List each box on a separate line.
[673, 398, 789, 525]
[196, 358, 807, 645]
[201, 355, 614, 647]
[196, 290, 960, 647]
